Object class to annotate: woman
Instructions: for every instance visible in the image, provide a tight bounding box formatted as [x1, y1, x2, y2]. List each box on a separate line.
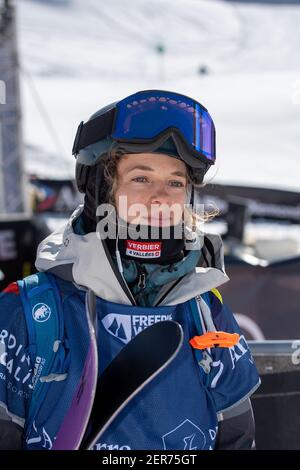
[0, 90, 260, 450]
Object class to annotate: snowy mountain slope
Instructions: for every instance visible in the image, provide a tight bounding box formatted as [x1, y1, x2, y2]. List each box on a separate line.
[17, 0, 300, 191]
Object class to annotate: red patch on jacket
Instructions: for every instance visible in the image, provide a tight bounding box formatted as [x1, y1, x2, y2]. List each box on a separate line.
[2, 282, 20, 295]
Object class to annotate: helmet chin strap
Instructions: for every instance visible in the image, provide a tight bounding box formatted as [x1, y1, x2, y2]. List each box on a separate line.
[186, 181, 195, 211]
[190, 184, 195, 208]
[115, 215, 124, 275]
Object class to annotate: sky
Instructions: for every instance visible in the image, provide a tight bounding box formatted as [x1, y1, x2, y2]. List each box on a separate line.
[17, 0, 300, 191]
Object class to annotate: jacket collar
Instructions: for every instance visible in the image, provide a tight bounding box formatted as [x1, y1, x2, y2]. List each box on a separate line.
[35, 205, 229, 305]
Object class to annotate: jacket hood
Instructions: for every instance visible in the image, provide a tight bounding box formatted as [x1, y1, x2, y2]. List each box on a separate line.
[35, 205, 229, 306]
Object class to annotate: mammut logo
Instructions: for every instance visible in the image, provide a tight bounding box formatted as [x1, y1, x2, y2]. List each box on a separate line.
[32, 303, 51, 323]
[102, 313, 173, 344]
[162, 419, 206, 450]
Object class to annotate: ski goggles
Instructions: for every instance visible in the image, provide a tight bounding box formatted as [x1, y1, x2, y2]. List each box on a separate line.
[72, 90, 216, 167]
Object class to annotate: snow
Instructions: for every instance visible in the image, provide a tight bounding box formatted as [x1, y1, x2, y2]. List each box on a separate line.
[17, 0, 300, 191]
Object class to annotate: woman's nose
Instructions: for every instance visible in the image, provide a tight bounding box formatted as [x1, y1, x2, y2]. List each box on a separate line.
[150, 183, 170, 205]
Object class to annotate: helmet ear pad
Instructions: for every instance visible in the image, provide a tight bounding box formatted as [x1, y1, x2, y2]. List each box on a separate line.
[78, 160, 109, 232]
[187, 167, 206, 186]
[75, 163, 91, 193]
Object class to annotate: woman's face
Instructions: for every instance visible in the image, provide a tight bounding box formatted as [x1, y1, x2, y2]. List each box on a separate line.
[114, 153, 187, 227]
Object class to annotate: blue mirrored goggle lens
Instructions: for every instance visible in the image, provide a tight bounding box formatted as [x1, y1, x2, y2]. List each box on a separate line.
[111, 91, 215, 163]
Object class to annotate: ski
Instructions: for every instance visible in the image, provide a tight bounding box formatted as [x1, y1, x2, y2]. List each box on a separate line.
[53, 289, 99, 450]
[81, 320, 184, 450]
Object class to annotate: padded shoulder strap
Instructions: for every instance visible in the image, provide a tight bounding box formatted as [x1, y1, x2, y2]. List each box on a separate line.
[197, 292, 216, 332]
[17, 272, 65, 436]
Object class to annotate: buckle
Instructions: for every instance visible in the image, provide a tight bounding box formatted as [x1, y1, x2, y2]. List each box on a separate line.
[189, 331, 240, 350]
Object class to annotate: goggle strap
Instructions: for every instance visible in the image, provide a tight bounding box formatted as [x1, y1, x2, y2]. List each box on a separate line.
[73, 108, 115, 155]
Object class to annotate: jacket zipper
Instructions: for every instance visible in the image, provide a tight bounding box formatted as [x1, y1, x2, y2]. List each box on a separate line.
[101, 239, 136, 305]
[138, 272, 146, 290]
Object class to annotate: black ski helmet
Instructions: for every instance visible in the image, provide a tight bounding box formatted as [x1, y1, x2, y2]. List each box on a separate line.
[72, 90, 216, 220]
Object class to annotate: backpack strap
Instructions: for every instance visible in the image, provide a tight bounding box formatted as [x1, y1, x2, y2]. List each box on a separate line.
[187, 294, 212, 385]
[189, 290, 239, 385]
[196, 292, 217, 332]
[17, 272, 67, 438]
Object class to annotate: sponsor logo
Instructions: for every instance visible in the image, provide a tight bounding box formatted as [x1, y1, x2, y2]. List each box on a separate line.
[209, 334, 252, 389]
[32, 356, 46, 389]
[32, 303, 51, 323]
[26, 421, 53, 449]
[0, 329, 32, 390]
[162, 419, 206, 450]
[228, 334, 250, 370]
[102, 313, 173, 344]
[210, 360, 224, 389]
[93, 442, 131, 450]
[126, 240, 161, 259]
[198, 350, 213, 374]
[102, 314, 132, 344]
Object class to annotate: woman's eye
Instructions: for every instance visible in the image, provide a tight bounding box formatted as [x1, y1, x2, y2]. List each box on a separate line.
[132, 176, 148, 183]
[169, 180, 185, 188]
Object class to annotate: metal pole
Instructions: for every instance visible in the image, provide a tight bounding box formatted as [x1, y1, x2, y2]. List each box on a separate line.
[0, 0, 27, 214]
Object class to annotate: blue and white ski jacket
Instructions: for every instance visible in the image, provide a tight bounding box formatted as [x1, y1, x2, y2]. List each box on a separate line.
[0, 206, 260, 450]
